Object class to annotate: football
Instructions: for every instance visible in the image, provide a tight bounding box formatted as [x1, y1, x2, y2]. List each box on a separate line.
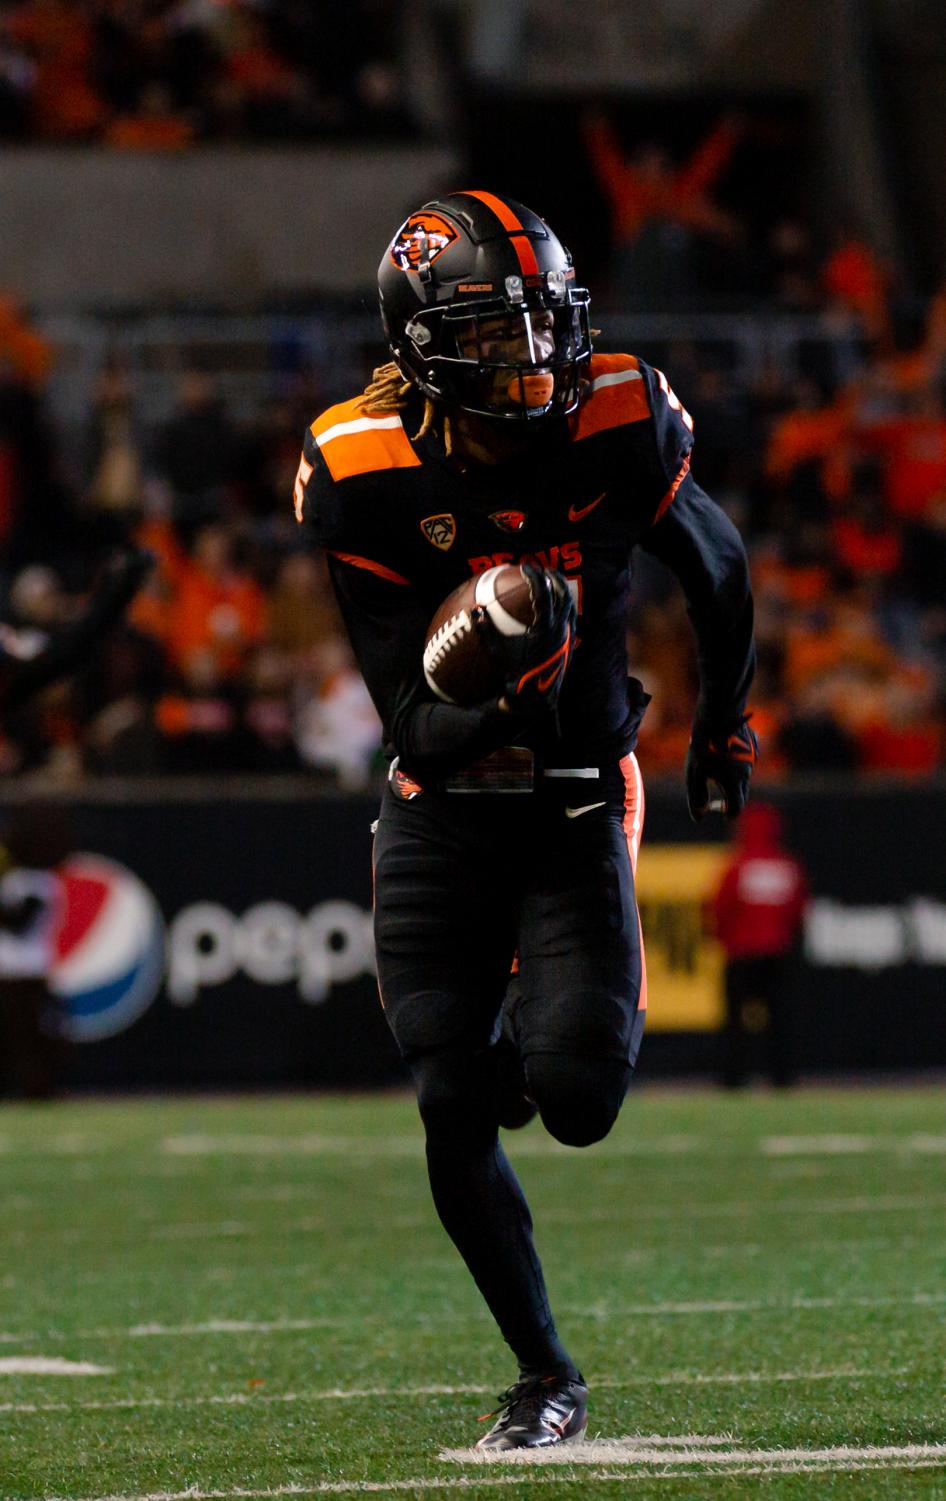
[423, 564, 536, 705]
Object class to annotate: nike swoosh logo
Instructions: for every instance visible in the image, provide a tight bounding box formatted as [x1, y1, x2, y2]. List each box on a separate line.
[564, 802, 606, 819]
[567, 491, 606, 523]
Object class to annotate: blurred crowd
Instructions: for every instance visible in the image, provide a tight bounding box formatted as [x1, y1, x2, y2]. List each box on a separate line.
[0, 0, 410, 144]
[2, 254, 946, 787]
[632, 269, 946, 782]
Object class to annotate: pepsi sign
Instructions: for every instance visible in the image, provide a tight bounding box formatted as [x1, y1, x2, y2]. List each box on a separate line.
[51, 855, 166, 1043]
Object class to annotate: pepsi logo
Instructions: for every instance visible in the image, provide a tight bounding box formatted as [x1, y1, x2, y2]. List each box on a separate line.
[51, 855, 166, 1043]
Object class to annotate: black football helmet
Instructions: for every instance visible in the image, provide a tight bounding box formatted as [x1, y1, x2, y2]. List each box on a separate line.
[378, 190, 592, 422]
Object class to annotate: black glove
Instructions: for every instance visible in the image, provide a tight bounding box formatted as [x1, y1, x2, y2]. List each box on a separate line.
[685, 714, 759, 822]
[493, 565, 577, 715]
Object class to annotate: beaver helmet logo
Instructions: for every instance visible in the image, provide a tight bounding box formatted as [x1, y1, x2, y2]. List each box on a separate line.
[390, 213, 458, 272]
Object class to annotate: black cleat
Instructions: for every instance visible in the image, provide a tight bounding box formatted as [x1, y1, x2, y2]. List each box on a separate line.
[475, 1373, 588, 1450]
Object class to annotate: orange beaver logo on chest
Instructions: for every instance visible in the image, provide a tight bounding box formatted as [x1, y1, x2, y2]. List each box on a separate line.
[489, 510, 529, 533]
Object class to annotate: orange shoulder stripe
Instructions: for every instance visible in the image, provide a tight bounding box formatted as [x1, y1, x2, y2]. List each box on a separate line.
[653, 454, 691, 525]
[311, 397, 422, 482]
[327, 550, 410, 586]
[573, 354, 651, 442]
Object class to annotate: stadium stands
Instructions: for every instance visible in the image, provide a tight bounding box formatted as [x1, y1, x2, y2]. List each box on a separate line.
[1, 273, 944, 785]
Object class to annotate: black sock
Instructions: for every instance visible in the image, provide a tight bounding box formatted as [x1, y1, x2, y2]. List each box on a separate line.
[517, 1359, 583, 1383]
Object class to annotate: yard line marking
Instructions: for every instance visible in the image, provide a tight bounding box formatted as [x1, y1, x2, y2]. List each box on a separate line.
[444, 1438, 946, 1468]
[159, 1133, 704, 1158]
[0, 1318, 358, 1347]
[15, 1480, 645, 1501]
[762, 1134, 876, 1155]
[162, 1134, 426, 1158]
[762, 1133, 946, 1155]
[25, 1448, 946, 1499]
[5, 1190, 944, 1251]
[19, 1481, 632, 1501]
[656, 1460, 946, 1476]
[543, 1191, 946, 1222]
[0, 1290, 942, 1346]
[8, 1232, 917, 1287]
[5, 1130, 946, 1164]
[909, 1134, 946, 1152]
[564, 1292, 946, 1319]
[5, 1128, 940, 1162]
[0, 1366, 904, 1414]
[0, 1358, 113, 1376]
[1, 1218, 337, 1248]
[123, 1318, 353, 1336]
[762, 1128, 946, 1152]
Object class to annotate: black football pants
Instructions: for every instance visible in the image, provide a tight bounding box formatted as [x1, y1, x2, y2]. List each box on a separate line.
[372, 755, 646, 1375]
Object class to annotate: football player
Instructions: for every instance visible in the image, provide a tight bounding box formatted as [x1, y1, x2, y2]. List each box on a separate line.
[295, 191, 757, 1450]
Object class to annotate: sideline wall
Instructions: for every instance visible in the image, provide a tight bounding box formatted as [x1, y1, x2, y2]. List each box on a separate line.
[5, 781, 943, 1089]
[0, 149, 458, 308]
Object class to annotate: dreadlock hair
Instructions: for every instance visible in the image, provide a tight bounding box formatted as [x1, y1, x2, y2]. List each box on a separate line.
[359, 362, 451, 452]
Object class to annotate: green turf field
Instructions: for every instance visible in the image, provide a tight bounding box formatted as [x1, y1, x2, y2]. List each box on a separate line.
[0, 1086, 944, 1500]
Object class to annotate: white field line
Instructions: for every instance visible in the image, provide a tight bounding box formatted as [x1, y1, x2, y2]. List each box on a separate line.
[444, 1438, 946, 1469]
[159, 1131, 946, 1158]
[5, 1192, 946, 1251]
[12, 1481, 678, 1501]
[14, 1481, 636, 1501]
[0, 1366, 904, 1414]
[0, 1318, 356, 1347]
[1, 1291, 943, 1346]
[0, 1358, 113, 1375]
[1, 1218, 337, 1248]
[159, 1133, 707, 1159]
[26, 1235, 922, 1289]
[23, 1446, 946, 1501]
[562, 1292, 946, 1319]
[761, 1133, 946, 1155]
[2, 1129, 946, 1162]
[542, 1191, 946, 1222]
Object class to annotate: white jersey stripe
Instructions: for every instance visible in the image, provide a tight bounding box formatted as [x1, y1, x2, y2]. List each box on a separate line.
[315, 415, 404, 449]
[590, 370, 643, 393]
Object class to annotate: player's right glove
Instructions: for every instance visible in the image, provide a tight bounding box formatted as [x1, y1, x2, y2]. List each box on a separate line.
[686, 713, 759, 821]
[496, 565, 576, 715]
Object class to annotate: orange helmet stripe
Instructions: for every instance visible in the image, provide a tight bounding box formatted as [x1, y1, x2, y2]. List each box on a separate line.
[458, 190, 542, 280]
[460, 189, 524, 231]
[510, 234, 540, 277]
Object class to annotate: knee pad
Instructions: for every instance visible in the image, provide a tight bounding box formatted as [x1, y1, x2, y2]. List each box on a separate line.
[411, 1048, 498, 1154]
[525, 1054, 630, 1148]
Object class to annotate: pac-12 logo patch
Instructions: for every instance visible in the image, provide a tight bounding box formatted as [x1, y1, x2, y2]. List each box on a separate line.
[421, 514, 456, 551]
[489, 510, 528, 533]
[51, 855, 166, 1043]
[390, 213, 458, 272]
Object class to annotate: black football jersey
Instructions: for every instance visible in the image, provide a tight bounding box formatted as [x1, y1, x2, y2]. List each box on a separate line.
[296, 353, 754, 783]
